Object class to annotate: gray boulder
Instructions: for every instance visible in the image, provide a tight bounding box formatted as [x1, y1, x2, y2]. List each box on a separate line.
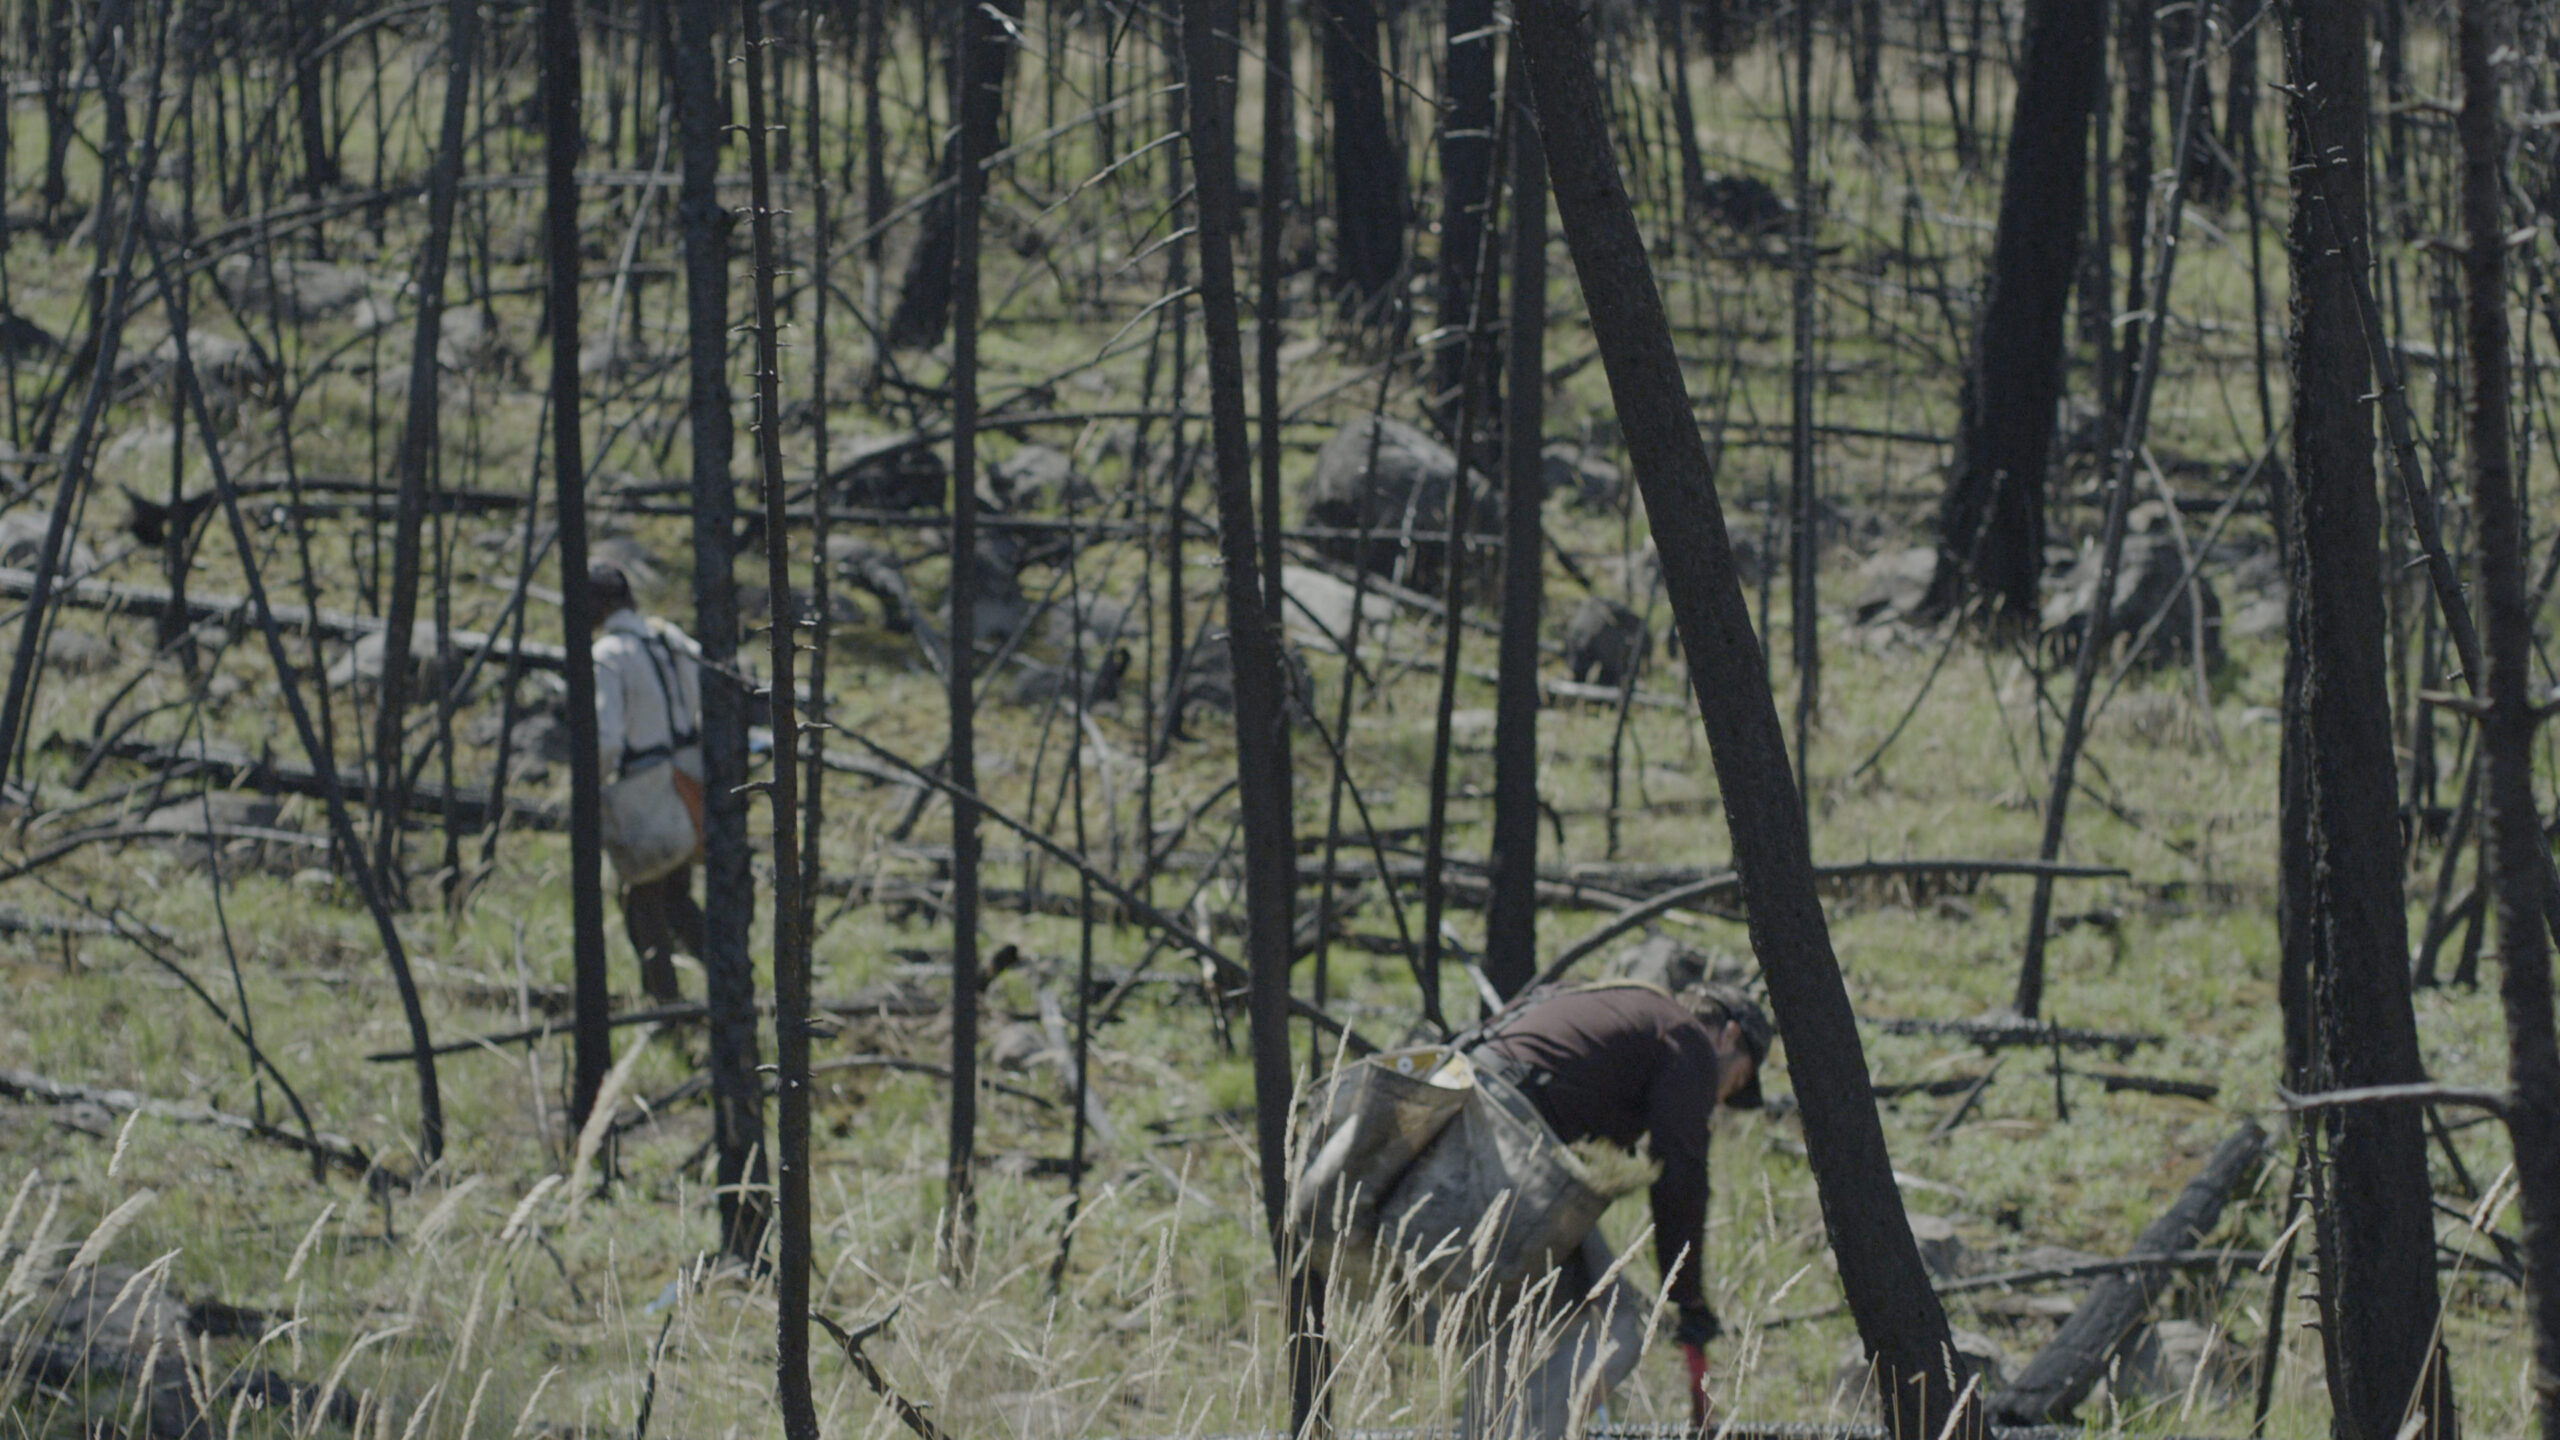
[1302, 415, 1497, 585]
[215, 254, 374, 322]
[989, 444, 1098, 512]
[1565, 596, 1649, 687]
[2041, 530, 2224, 672]
[831, 434, 947, 512]
[1853, 546, 1939, 625]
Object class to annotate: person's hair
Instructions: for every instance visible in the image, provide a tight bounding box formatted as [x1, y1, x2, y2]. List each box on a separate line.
[1686, 981, 1773, 1108]
[588, 562, 635, 614]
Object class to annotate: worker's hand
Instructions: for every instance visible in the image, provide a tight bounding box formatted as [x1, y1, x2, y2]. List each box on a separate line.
[1672, 1303, 1723, 1347]
[1680, 1341, 1713, 1433]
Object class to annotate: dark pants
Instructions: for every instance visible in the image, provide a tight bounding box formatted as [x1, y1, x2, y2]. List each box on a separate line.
[622, 864, 704, 1003]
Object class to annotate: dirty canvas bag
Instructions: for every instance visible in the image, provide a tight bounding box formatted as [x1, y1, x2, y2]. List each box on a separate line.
[1291, 1046, 1473, 1279]
[1371, 1060, 1609, 1296]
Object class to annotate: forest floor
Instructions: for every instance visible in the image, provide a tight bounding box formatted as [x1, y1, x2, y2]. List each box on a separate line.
[0, 14, 2539, 1440]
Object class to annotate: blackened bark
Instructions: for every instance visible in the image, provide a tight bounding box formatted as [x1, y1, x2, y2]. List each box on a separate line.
[736, 0, 812, 1426]
[669, 0, 768, 1261]
[1320, 0, 1405, 317]
[2460, 0, 2560, 1424]
[2116, 0, 2153, 424]
[293, 0, 339, 193]
[1258, 0, 1292, 619]
[370, 0, 479, 902]
[2278, 0, 2457, 1430]
[1924, 0, 2104, 618]
[1180, 0, 1302, 1356]
[1484, 58, 1545, 1001]
[943, 0, 1018, 1275]
[1516, 3, 1977, 1431]
[545, 0, 611, 1131]
[889, 7, 1017, 352]
[1656, 0, 1711, 222]
[1434, 0, 1495, 414]
[1852, 0, 1882, 146]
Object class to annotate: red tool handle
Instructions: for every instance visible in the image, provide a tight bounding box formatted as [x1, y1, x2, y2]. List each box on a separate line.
[1682, 1342, 1711, 1433]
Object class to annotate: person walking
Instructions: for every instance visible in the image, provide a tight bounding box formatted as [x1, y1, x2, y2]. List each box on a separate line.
[588, 562, 706, 1003]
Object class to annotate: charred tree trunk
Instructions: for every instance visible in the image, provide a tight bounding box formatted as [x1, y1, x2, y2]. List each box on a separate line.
[1516, 2, 1979, 1431]
[1320, 0, 1405, 319]
[1258, 0, 1294, 619]
[2115, 0, 2153, 427]
[1178, 0, 1307, 1427]
[293, 0, 339, 193]
[889, 3, 1017, 352]
[1484, 54, 1545, 1001]
[1434, 0, 1496, 416]
[2277, 0, 2457, 1429]
[1924, 0, 2104, 619]
[2459, 0, 2560, 1424]
[736, 0, 813, 1424]
[369, 0, 479, 903]
[545, 0, 611, 1131]
[670, 0, 768, 1262]
[942, 0, 1018, 1275]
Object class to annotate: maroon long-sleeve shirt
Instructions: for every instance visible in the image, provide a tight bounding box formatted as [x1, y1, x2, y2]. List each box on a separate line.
[1480, 984, 1722, 1312]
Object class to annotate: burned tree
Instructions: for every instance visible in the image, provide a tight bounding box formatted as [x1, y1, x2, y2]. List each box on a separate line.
[1321, 0, 1406, 318]
[2277, 0, 2457, 1429]
[1516, 0, 1979, 1431]
[2458, 0, 2560, 1423]
[1924, 0, 2106, 619]
[1484, 54, 1545, 1001]
[1178, 0, 1310, 1424]
[669, 0, 768, 1261]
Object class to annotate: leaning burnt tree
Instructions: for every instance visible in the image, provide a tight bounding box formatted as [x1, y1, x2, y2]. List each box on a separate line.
[2277, 0, 2456, 1430]
[670, 0, 768, 1262]
[1923, 0, 2106, 620]
[1515, 0, 1978, 1432]
[1178, 0, 1312, 1426]
[887, 0, 1020, 351]
[2458, 0, 2560, 1422]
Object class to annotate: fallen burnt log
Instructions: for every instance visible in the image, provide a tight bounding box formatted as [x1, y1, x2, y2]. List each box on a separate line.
[1994, 1120, 2269, 1424]
[0, 1065, 374, 1178]
[77, 736, 565, 832]
[363, 982, 949, 1061]
[1535, 859, 2132, 990]
[123, 476, 523, 546]
[0, 566, 566, 671]
[1873, 1015, 2163, 1058]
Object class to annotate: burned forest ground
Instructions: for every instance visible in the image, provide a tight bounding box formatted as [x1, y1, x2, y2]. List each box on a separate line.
[0, 7, 2542, 1439]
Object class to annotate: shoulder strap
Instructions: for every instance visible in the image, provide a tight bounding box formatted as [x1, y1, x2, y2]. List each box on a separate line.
[636, 630, 700, 748]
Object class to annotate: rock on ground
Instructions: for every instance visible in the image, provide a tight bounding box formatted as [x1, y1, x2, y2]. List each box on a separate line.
[1565, 595, 1649, 687]
[2041, 527, 2224, 672]
[1301, 414, 1498, 586]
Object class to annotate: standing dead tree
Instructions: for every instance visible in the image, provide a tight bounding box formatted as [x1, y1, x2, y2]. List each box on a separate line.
[736, 0, 813, 1426]
[2458, 0, 2560, 1424]
[368, 0, 479, 903]
[1321, 0, 1406, 319]
[1515, 1, 1979, 1432]
[942, 0, 1022, 1277]
[1923, 0, 2106, 620]
[1178, 0, 1312, 1426]
[1483, 50, 1545, 1002]
[544, 0, 612, 1132]
[670, 0, 768, 1264]
[2275, 0, 2458, 1430]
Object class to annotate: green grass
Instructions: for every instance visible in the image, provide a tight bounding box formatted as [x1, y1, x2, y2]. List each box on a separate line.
[0, 5, 2541, 1438]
